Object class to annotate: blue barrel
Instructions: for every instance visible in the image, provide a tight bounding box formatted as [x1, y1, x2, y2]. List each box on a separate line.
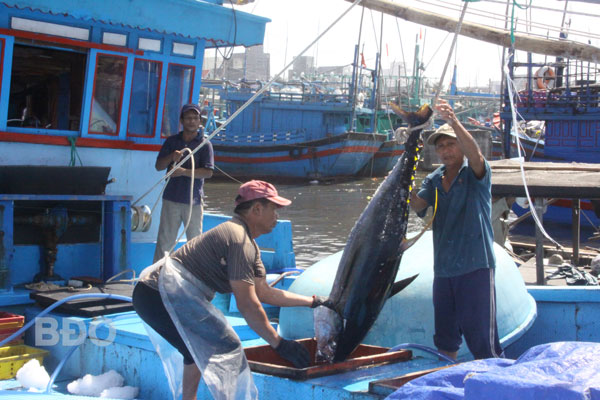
[279, 231, 536, 359]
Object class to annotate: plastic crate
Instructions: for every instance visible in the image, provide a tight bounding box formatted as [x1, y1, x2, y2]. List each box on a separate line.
[0, 312, 25, 330]
[0, 327, 24, 346]
[0, 345, 49, 379]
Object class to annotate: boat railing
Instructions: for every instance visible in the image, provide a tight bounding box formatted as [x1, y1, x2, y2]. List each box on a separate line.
[212, 130, 304, 143]
[503, 60, 600, 116]
[220, 86, 352, 105]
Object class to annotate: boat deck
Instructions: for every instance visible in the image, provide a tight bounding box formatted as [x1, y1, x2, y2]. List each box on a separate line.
[490, 160, 600, 285]
[4, 307, 449, 400]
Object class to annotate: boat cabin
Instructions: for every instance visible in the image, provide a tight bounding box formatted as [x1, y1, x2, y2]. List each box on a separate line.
[0, 0, 268, 145]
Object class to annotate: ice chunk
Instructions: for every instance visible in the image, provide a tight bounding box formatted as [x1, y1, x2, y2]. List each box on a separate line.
[16, 359, 50, 391]
[100, 385, 140, 399]
[67, 370, 124, 397]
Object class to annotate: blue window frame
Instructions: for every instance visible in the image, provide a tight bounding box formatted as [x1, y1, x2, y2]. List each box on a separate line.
[127, 58, 162, 137]
[161, 63, 194, 137]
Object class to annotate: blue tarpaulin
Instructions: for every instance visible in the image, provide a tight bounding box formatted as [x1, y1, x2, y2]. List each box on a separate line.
[387, 342, 600, 400]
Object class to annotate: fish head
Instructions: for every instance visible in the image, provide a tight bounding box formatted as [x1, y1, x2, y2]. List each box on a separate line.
[314, 306, 343, 363]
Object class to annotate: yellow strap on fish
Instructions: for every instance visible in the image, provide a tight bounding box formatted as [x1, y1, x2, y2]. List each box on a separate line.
[402, 188, 438, 251]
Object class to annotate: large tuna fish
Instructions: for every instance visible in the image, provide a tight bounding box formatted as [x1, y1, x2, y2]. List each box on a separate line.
[315, 104, 433, 362]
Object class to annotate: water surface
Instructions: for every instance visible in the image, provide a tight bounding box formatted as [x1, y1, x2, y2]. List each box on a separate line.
[203, 175, 428, 268]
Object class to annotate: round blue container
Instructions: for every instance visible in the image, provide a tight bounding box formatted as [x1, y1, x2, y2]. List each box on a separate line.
[279, 231, 536, 359]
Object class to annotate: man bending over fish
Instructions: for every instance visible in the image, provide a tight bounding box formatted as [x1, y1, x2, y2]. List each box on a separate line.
[409, 99, 503, 360]
[133, 180, 332, 400]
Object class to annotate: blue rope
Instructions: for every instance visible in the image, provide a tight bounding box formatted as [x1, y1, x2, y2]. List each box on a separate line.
[0, 293, 132, 393]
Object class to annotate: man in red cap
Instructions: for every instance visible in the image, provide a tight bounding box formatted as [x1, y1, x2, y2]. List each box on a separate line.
[154, 103, 214, 262]
[133, 180, 332, 400]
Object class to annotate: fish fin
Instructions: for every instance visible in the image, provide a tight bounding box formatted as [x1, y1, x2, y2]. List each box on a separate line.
[389, 274, 419, 298]
[403, 188, 439, 250]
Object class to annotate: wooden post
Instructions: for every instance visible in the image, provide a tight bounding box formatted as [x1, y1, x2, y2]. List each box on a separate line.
[534, 198, 545, 285]
[572, 199, 580, 266]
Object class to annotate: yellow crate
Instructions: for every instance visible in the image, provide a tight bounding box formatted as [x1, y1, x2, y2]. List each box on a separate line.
[0, 345, 49, 380]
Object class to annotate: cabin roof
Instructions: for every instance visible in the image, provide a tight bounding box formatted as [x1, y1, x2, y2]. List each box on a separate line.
[490, 160, 600, 199]
[2, 0, 269, 47]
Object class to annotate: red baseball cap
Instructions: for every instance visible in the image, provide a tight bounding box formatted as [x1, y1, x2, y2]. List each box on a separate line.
[236, 180, 292, 206]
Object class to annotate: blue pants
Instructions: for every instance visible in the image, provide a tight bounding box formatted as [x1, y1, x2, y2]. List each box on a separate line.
[433, 268, 503, 359]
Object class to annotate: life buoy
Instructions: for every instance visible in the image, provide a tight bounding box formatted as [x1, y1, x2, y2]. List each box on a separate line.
[535, 66, 555, 90]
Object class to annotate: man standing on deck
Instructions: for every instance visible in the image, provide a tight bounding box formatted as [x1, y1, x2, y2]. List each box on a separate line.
[409, 99, 503, 360]
[153, 104, 214, 262]
[134, 180, 333, 399]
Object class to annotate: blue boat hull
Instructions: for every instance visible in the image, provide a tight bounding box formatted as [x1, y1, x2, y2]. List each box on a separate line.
[512, 200, 600, 235]
[213, 132, 385, 179]
[509, 133, 600, 231]
[359, 140, 405, 177]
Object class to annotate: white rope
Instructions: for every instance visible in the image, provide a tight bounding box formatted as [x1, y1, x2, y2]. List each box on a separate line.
[503, 59, 563, 249]
[407, 118, 433, 133]
[133, 0, 364, 206]
[167, 147, 195, 255]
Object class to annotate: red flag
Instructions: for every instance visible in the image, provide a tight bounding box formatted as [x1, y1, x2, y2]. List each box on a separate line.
[360, 53, 367, 68]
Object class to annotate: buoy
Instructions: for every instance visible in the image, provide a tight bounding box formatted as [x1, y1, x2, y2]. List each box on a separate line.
[535, 66, 555, 90]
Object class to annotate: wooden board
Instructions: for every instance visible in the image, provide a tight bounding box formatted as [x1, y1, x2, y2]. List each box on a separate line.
[29, 283, 133, 317]
[345, 0, 600, 63]
[490, 160, 600, 198]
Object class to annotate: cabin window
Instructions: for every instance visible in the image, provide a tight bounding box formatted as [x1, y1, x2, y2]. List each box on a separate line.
[89, 54, 127, 135]
[161, 64, 194, 137]
[7, 43, 86, 130]
[127, 59, 162, 137]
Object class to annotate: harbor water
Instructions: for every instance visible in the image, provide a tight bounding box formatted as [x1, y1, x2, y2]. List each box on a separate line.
[203, 175, 428, 269]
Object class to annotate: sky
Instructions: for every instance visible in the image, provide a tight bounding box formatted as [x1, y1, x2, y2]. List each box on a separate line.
[228, 0, 600, 88]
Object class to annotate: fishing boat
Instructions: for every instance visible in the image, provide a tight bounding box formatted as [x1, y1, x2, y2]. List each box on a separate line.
[209, 50, 394, 181]
[3, 216, 600, 399]
[1, 1, 600, 399]
[0, 0, 269, 247]
[501, 57, 600, 232]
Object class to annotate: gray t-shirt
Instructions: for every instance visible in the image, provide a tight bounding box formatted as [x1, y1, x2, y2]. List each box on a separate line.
[171, 214, 266, 293]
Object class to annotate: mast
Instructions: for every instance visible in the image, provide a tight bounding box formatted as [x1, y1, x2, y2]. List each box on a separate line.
[369, 11, 385, 134]
[350, 6, 366, 131]
[410, 32, 422, 107]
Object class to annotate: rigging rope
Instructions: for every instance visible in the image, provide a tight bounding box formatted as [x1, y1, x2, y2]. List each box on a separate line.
[503, 59, 563, 249]
[133, 0, 365, 206]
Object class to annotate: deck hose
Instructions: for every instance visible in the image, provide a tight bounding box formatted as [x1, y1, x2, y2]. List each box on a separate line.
[387, 342, 457, 364]
[0, 293, 132, 393]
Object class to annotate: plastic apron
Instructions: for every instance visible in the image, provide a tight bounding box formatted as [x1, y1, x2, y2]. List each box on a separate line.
[138, 256, 258, 400]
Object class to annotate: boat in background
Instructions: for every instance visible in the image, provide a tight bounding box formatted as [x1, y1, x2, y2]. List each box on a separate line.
[0, 0, 269, 244]
[209, 49, 394, 181]
[500, 56, 600, 233]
